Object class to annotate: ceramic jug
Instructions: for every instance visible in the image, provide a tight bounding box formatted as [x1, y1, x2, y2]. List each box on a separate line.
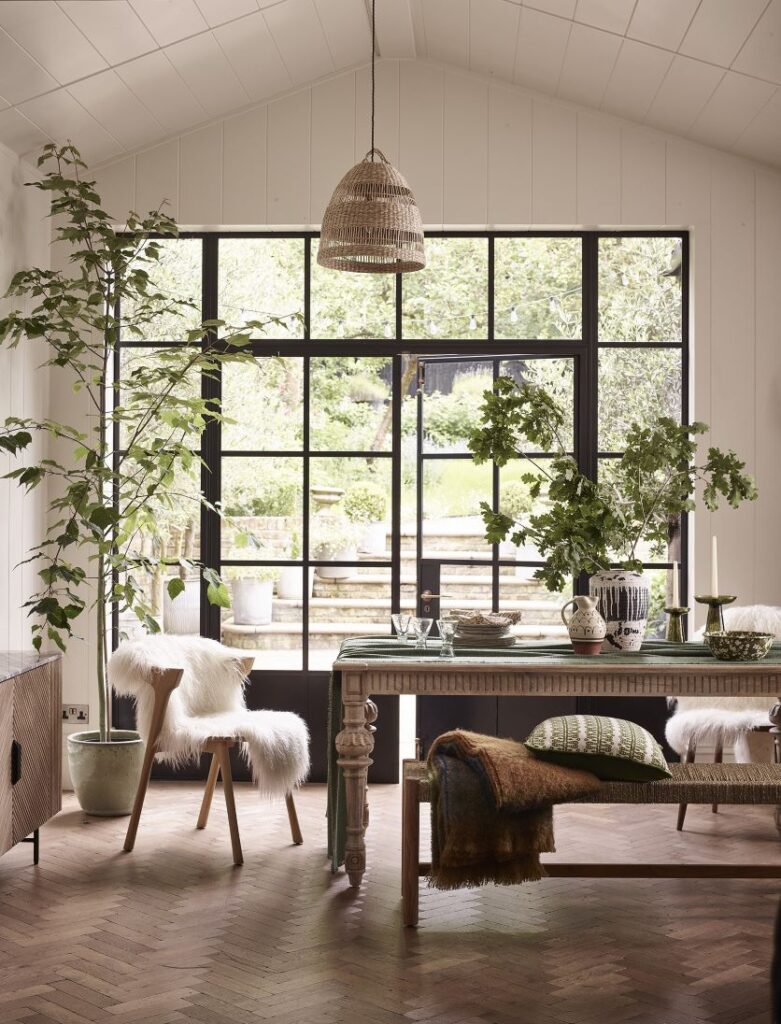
[561, 595, 607, 656]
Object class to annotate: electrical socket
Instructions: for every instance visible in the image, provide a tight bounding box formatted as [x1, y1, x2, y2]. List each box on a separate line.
[62, 704, 89, 724]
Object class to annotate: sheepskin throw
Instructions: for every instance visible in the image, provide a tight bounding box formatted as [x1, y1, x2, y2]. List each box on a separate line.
[666, 605, 781, 760]
[109, 636, 310, 797]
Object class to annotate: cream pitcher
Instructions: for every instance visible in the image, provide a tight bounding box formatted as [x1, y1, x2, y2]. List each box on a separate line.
[561, 595, 607, 656]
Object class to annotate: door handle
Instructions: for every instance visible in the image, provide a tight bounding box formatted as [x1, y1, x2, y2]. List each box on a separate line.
[420, 590, 441, 600]
[10, 740, 21, 785]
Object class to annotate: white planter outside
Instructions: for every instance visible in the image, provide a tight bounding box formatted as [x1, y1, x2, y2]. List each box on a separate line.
[163, 578, 200, 634]
[232, 578, 273, 625]
[359, 521, 387, 554]
[315, 545, 357, 580]
[277, 566, 315, 600]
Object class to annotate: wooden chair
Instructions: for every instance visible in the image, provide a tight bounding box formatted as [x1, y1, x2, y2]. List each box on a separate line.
[122, 657, 303, 865]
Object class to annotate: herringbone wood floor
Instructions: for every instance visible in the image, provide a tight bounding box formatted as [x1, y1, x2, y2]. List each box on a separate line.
[0, 782, 779, 1024]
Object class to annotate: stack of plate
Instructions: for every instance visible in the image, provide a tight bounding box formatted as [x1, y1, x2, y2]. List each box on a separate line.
[452, 612, 519, 648]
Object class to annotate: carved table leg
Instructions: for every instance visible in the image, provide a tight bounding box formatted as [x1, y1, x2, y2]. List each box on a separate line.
[335, 695, 377, 887]
[771, 702, 781, 834]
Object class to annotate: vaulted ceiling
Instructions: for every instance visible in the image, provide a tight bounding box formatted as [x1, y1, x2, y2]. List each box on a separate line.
[0, 0, 778, 170]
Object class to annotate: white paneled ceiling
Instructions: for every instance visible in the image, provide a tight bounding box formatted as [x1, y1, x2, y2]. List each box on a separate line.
[0, 0, 777, 169]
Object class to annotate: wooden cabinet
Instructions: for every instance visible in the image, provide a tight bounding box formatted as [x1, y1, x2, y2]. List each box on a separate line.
[0, 654, 61, 861]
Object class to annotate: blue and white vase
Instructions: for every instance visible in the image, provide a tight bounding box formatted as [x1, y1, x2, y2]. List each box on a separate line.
[589, 570, 649, 652]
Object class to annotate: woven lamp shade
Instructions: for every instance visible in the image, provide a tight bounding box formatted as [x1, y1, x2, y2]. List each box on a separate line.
[317, 149, 425, 273]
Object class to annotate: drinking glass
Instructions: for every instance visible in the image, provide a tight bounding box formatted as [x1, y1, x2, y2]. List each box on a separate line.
[410, 617, 433, 649]
[391, 613, 412, 644]
[437, 618, 457, 659]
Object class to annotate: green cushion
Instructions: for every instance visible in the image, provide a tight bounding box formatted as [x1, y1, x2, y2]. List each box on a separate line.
[524, 715, 672, 782]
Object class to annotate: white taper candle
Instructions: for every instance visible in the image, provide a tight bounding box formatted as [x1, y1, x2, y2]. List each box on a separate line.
[710, 536, 719, 597]
[672, 561, 679, 607]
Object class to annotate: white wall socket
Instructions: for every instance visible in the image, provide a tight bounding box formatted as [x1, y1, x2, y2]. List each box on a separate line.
[62, 704, 89, 724]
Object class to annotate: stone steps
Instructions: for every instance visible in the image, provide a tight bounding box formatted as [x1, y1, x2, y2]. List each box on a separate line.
[222, 618, 568, 651]
[313, 572, 549, 601]
[271, 595, 563, 625]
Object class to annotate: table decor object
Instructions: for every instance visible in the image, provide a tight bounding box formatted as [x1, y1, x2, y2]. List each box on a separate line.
[452, 611, 520, 648]
[664, 606, 689, 643]
[391, 613, 412, 644]
[410, 617, 433, 649]
[560, 595, 606, 655]
[437, 619, 457, 659]
[695, 594, 737, 634]
[704, 630, 774, 662]
[468, 378, 757, 654]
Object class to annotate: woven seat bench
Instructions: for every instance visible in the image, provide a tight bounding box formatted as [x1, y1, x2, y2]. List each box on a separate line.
[401, 759, 781, 927]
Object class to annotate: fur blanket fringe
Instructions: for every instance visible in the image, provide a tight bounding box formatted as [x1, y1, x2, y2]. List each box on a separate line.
[109, 636, 310, 798]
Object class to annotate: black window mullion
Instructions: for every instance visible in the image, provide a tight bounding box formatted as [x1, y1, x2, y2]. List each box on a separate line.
[303, 238, 311, 670]
[201, 234, 221, 640]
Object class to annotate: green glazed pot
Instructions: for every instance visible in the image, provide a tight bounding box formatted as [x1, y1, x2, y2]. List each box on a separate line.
[67, 729, 144, 816]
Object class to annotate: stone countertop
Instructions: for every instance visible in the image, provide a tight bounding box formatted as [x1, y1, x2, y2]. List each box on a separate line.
[0, 651, 60, 683]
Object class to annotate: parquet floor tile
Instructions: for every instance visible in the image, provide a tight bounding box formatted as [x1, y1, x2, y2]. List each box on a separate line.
[0, 783, 779, 1023]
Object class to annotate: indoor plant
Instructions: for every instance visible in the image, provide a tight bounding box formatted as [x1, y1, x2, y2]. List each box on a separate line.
[0, 143, 286, 812]
[469, 376, 757, 650]
[343, 481, 388, 554]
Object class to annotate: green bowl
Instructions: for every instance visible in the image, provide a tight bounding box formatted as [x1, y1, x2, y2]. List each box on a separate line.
[705, 630, 774, 661]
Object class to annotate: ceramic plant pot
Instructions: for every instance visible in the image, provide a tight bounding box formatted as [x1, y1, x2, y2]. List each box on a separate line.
[232, 578, 273, 625]
[589, 570, 649, 653]
[561, 595, 607, 656]
[277, 566, 315, 601]
[67, 730, 144, 816]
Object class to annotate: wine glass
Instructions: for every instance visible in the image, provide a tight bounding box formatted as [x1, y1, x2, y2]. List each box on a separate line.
[410, 617, 433, 649]
[437, 618, 457, 659]
[391, 613, 412, 644]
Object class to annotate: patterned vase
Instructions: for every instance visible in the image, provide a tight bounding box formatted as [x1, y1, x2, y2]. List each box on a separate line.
[589, 570, 649, 652]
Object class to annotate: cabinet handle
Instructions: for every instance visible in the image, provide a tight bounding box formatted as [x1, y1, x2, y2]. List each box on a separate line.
[10, 740, 21, 785]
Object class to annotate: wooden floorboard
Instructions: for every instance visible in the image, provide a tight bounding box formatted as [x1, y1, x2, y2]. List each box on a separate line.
[0, 783, 778, 1023]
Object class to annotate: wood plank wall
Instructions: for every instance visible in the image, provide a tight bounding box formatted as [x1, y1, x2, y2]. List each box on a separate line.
[43, 56, 778, 711]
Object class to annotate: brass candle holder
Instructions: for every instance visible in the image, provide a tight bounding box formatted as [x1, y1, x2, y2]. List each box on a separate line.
[664, 606, 689, 644]
[694, 594, 736, 635]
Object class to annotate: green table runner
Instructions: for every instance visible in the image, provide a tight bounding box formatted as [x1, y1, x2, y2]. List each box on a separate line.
[327, 636, 781, 870]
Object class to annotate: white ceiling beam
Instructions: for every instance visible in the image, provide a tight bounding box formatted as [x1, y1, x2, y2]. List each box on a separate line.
[374, 0, 416, 58]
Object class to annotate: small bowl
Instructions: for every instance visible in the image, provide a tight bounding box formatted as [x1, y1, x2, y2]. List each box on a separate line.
[705, 630, 774, 661]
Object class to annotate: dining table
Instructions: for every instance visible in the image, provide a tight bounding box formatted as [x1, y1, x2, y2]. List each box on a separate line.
[327, 636, 781, 887]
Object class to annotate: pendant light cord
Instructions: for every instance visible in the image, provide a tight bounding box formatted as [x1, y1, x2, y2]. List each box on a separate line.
[370, 0, 376, 161]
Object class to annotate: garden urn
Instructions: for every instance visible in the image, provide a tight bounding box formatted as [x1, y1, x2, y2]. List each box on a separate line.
[589, 570, 649, 652]
[561, 595, 606, 656]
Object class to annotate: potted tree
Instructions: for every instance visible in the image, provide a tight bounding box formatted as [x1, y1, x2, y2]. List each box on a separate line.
[343, 481, 388, 554]
[0, 143, 287, 813]
[469, 376, 757, 651]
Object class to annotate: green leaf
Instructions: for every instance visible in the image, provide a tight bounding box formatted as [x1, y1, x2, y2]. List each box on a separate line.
[166, 577, 185, 601]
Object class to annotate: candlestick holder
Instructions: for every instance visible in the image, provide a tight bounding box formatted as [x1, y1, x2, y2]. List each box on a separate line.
[664, 606, 689, 644]
[694, 595, 737, 635]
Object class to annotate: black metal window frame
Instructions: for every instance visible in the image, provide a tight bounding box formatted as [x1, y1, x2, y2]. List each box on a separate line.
[114, 229, 690, 669]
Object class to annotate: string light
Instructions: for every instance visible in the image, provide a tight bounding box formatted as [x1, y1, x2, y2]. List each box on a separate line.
[428, 319, 439, 335]
[383, 321, 393, 338]
[468, 313, 478, 331]
[510, 306, 518, 324]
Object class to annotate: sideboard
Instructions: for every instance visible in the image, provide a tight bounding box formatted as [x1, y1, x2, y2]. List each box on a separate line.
[0, 653, 61, 863]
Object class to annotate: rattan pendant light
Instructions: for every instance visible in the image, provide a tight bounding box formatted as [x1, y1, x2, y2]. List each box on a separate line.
[317, 0, 425, 274]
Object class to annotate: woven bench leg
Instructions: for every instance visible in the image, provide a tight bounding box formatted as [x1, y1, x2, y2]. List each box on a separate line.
[677, 738, 697, 831]
[402, 773, 420, 928]
[712, 740, 723, 814]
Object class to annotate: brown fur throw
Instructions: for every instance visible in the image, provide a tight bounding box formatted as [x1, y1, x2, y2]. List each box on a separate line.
[427, 730, 602, 890]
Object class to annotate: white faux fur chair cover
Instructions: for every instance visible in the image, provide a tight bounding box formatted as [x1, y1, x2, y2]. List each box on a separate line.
[666, 604, 781, 761]
[109, 635, 310, 797]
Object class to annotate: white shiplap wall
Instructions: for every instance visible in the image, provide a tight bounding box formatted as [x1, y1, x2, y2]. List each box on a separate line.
[60, 58, 780, 706]
[0, 145, 51, 651]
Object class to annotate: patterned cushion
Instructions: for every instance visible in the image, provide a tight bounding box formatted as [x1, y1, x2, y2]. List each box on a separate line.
[524, 715, 672, 782]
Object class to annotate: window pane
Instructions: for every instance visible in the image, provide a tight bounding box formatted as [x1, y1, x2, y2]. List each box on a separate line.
[310, 458, 392, 560]
[117, 346, 201, 449]
[498, 460, 554, 568]
[219, 238, 304, 338]
[421, 360, 493, 454]
[495, 237, 582, 340]
[222, 358, 303, 451]
[500, 358, 575, 453]
[221, 565, 303, 672]
[311, 261, 395, 339]
[598, 458, 675, 562]
[599, 237, 682, 342]
[422, 459, 492, 559]
[309, 573, 392, 671]
[221, 457, 303, 560]
[402, 238, 488, 340]
[310, 356, 392, 451]
[121, 238, 202, 341]
[598, 348, 681, 451]
[499, 576, 572, 642]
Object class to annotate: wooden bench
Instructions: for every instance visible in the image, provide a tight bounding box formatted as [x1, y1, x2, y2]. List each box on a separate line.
[401, 759, 781, 927]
